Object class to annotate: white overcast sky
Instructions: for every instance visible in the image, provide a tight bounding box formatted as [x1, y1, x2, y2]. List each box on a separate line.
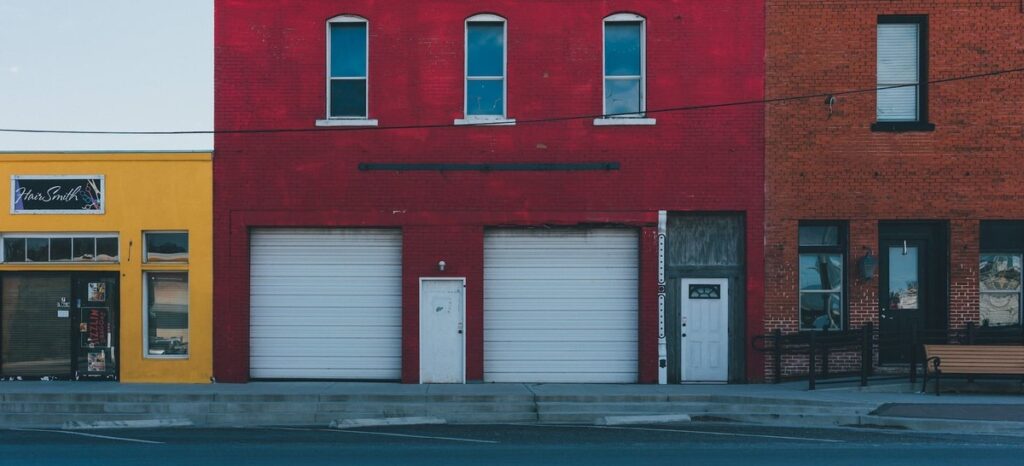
[0, 0, 213, 151]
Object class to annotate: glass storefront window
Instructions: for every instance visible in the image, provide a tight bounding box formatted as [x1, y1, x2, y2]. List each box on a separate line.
[798, 222, 846, 331]
[1, 236, 117, 263]
[979, 254, 1022, 327]
[144, 272, 189, 357]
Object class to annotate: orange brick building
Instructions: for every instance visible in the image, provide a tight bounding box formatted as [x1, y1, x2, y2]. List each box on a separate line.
[765, 1, 1024, 378]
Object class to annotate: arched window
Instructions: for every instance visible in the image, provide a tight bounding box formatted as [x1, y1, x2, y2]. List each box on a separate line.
[601, 13, 647, 120]
[458, 14, 513, 124]
[318, 15, 377, 126]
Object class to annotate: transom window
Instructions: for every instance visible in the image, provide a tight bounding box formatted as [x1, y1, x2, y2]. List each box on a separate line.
[603, 14, 645, 118]
[798, 223, 846, 331]
[465, 14, 507, 119]
[327, 15, 369, 118]
[144, 232, 188, 263]
[1, 234, 119, 263]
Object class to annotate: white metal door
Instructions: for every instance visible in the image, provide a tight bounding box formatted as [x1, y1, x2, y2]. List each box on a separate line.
[419, 278, 465, 383]
[680, 278, 729, 382]
[249, 229, 402, 380]
[484, 228, 639, 383]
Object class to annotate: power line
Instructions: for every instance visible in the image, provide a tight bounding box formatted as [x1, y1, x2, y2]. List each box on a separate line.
[1, 65, 1022, 136]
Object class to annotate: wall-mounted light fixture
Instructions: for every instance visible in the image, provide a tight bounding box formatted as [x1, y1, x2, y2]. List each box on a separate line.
[438, 260, 447, 272]
[859, 248, 877, 280]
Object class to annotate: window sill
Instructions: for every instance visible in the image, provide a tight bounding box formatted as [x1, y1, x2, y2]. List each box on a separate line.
[870, 121, 935, 132]
[453, 118, 516, 126]
[315, 119, 379, 127]
[593, 118, 657, 126]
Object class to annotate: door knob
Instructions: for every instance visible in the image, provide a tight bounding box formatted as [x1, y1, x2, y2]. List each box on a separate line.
[457, 322, 464, 334]
[681, 333, 687, 338]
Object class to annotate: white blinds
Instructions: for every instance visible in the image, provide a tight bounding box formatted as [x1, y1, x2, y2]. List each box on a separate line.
[877, 24, 920, 121]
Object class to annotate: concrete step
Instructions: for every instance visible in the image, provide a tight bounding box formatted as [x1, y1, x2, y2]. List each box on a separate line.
[0, 402, 212, 415]
[693, 411, 1024, 436]
[536, 401, 875, 415]
[0, 413, 196, 429]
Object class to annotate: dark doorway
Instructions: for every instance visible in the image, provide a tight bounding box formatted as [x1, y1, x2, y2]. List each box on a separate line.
[0, 272, 118, 380]
[878, 222, 948, 364]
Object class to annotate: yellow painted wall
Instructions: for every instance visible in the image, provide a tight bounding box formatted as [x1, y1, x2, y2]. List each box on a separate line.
[0, 152, 212, 383]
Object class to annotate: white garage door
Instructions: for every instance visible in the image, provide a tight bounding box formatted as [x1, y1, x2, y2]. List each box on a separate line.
[484, 228, 639, 383]
[250, 229, 402, 380]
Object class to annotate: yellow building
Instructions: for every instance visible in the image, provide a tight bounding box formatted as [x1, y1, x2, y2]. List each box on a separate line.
[0, 152, 212, 383]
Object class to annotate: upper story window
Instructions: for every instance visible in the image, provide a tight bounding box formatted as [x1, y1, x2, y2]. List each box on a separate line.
[798, 223, 846, 331]
[595, 13, 654, 126]
[873, 15, 933, 132]
[2, 234, 119, 263]
[317, 15, 377, 127]
[457, 14, 512, 125]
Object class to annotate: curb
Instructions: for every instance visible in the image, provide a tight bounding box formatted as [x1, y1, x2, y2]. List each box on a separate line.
[62, 418, 194, 430]
[329, 416, 447, 429]
[597, 414, 692, 426]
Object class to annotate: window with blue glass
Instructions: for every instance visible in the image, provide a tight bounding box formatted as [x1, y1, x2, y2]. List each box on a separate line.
[465, 15, 506, 118]
[603, 14, 645, 117]
[328, 16, 368, 118]
[798, 223, 846, 331]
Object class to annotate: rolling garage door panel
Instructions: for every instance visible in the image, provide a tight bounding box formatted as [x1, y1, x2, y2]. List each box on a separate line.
[250, 229, 402, 380]
[483, 229, 639, 383]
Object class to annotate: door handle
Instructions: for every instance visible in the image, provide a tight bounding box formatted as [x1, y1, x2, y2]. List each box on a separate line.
[457, 322, 464, 334]
[681, 333, 687, 338]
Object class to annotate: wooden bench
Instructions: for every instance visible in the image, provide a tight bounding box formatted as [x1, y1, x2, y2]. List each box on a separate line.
[922, 345, 1024, 396]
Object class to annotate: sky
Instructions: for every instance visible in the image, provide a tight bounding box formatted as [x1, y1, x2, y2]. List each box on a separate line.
[0, 0, 213, 151]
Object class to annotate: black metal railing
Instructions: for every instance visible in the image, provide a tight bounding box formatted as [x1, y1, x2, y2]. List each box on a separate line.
[751, 321, 1024, 390]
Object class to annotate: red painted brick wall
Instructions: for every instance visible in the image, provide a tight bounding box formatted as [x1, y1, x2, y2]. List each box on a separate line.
[215, 0, 765, 383]
[766, 1, 1024, 379]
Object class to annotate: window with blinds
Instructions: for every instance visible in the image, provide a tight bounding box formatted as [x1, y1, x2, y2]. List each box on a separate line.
[877, 23, 920, 122]
[873, 15, 933, 132]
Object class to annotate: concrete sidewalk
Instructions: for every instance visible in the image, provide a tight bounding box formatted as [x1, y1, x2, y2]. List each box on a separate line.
[1, 379, 1022, 434]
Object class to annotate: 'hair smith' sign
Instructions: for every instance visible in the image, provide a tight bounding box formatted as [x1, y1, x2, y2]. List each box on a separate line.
[10, 176, 105, 214]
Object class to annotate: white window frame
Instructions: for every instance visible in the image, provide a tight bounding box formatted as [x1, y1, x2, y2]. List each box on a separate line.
[143, 271, 190, 359]
[455, 14, 515, 126]
[0, 232, 120, 264]
[316, 15, 378, 127]
[596, 13, 655, 126]
[143, 230, 189, 264]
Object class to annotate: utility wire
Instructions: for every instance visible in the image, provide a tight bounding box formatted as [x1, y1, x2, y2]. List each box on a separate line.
[1, 65, 1022, 136]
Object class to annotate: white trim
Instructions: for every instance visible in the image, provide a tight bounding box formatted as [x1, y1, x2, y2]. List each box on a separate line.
[453, 118, 516, 126]
[464, 15, 508, 119]
[315, 119, 379, 127]
[593, 118, 656, 126]
[142, 271, 190, 360]
[10, 175, 105, 215]
[601, 14, 647, 119]
[657, 210, 667, 385]
[418, 277, 467, 384]
[325, 15, 370, 120]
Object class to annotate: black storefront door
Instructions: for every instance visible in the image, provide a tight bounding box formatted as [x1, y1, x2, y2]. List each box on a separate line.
[0, 272, 118, 380]
[878, 223, 948, 364]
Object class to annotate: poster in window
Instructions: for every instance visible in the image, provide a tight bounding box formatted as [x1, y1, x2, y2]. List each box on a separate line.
[88, 282, 107, 302]
[81, 308, 109, 348]
[87, 350, 107, 373]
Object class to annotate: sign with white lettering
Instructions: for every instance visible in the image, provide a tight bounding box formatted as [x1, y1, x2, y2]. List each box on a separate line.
[10, 176, 104, 214]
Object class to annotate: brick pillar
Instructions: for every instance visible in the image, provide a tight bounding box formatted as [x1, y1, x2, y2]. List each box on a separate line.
[949, 219, 980, 330]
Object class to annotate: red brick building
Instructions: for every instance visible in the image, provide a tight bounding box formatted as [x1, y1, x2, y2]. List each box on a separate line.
[214, 0, 765, 383]
[766, 1, 1024, 378]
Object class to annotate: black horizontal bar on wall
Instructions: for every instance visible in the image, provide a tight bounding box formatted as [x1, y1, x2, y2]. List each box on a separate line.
[358, 162, 620, 171]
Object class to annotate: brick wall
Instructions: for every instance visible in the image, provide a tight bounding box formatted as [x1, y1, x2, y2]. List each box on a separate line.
[215, 0, 766, 382]
[766, 0, 1024, 378]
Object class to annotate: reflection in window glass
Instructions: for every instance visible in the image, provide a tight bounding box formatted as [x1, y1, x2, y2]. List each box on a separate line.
[145, 233, 188, 263]
[73, 238, 95, 261]
[50, 238, 72, 261]
[26, 238, 49, 262]
[980, 254, 1022, 327]
[329, 21, 368, 118]
[466, 21, 505, 117]
[798, 226, 840, 247]
[4, 238, 26, 262]
[888, 247, 919, 310]
[799, 253, 843, 330]
[603, 21, 642, 116]
[146, 273, 189, 357]
[96, 238, 119, 262]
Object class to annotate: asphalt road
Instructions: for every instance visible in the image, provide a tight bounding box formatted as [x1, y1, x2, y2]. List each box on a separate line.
[2, 423, 1023, 466]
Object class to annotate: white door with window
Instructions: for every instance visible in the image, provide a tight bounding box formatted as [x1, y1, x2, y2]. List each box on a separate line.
[419, 278, 465, 383]
[680, 278, 729, 382]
